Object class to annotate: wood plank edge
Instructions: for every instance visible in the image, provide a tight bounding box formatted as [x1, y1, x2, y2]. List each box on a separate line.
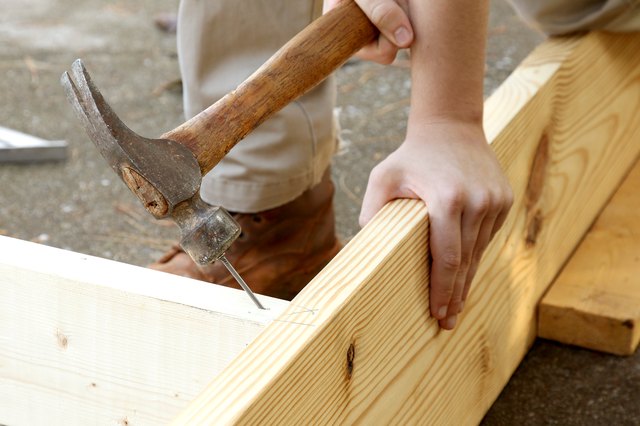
[0, 235, 288, 324]
[538, 303, 637, 356]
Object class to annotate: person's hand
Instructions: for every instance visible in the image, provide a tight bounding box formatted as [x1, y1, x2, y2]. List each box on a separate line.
[359, 120, 513, 330]
[324, 0, 413, 64]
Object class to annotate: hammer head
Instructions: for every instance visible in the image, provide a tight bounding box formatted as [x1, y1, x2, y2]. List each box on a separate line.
[61, 59, 238, 264]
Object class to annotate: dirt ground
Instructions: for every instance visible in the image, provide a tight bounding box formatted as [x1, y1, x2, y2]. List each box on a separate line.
[1, 0, 638, 424]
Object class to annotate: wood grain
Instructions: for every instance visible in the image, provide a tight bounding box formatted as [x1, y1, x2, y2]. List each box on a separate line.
[0, 236, 288, 426]
[539, 158, 640, 356]
[163, 0, 377, 175]
[172, 32, 640, 425]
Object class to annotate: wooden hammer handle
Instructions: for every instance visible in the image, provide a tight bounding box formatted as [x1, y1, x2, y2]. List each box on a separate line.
[162, 1, 378, 175]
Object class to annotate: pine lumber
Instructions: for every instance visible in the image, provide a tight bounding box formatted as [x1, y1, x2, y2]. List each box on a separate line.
[539, 158, 640, 356]
[172, 32, 640, 425]
[0, 236, 288, 426]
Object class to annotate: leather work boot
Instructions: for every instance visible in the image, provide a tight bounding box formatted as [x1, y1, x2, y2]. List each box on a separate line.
[149, 172, 342, 300]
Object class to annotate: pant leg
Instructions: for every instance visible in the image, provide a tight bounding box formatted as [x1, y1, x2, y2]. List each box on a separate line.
[509, 0, 640, 35]
[177, 0, 337, 213]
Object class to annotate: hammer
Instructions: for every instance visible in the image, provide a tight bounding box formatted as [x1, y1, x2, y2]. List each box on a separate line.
[61, 1, 378, 308]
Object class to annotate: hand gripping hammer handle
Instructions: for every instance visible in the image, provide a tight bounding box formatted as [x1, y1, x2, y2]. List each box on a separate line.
[162, 1, 378, 175]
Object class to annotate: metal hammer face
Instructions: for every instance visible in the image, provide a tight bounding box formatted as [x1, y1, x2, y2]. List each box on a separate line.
[61, 60, 239, 263]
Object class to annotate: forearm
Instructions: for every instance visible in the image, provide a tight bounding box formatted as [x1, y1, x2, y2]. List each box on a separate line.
[347, 0, 511, 330]
[408, 0, 489, 129]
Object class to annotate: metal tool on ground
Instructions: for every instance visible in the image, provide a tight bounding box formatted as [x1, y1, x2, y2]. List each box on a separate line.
[60, 1, 377, 308]
[0, 125, 67, 163]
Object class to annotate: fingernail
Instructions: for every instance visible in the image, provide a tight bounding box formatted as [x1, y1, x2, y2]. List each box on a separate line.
[437, 306, 447, 319]
[445, 315, 457, 329]
[394, 27, 411, 46]
[459, 301, 465, 312]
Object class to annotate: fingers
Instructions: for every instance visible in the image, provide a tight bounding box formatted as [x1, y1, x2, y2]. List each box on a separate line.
[461, 209, 497, 303]
[324, 0, 413, 64]
[443, 197, 487, 326]
[491, 186, 513, 238]
[427, 192, 463, 326]
[429, 190, 489, 330]
[359, 165, 403, 227]
[355, 0, 413, 48]
[462, 187, 513, 302]
[354, 0, 413, 64]
[356, 34, 399, 64]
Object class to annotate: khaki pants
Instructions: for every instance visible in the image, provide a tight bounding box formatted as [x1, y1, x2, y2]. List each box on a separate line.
[177, 0, 639, 212]
[510, 0, 640, 35]
[177, 0, 333, 212]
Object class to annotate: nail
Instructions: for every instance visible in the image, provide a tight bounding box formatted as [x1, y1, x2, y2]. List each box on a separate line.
[459, 301, 465, 312]
[437, 306, 447, 319]
[394, 26, 411, 46]
[445, 315, 457, 329]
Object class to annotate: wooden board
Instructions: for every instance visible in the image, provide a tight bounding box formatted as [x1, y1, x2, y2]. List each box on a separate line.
[0, 236, 289, 426]
[539, 158, 640, 356]
[172, 32, 640, 424]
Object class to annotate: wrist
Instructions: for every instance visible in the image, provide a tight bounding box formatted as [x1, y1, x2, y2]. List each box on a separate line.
[406, 112, 485, 141]
[404, 116, 487, 151]
[408, 102, 484, 127]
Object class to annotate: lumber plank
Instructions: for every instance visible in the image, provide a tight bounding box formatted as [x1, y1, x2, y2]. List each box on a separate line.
[172, 32, 640, 425]
[0, 236, 288, 426]
[539, 158, 640, 356]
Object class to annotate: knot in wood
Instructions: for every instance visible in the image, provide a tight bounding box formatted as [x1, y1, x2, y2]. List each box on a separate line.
[346, 343, 355, 379]
[524, 132, 550, 247]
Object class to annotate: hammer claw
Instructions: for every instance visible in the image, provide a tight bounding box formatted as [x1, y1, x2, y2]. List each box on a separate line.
[63, 60, 136, 167]
[61, 70, 99, 141]
[70, 60, 122, 135]
[62, 65, 120, 172]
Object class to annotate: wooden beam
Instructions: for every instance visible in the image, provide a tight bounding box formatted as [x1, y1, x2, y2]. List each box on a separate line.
[539, 158, 640, 356]
[172, 32, 640, 424]
[0, 236, 288, 425]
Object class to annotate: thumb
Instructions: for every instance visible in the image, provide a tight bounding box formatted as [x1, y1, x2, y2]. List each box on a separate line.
[359, 166, 404, 227]
[355, 0, 413, 48]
